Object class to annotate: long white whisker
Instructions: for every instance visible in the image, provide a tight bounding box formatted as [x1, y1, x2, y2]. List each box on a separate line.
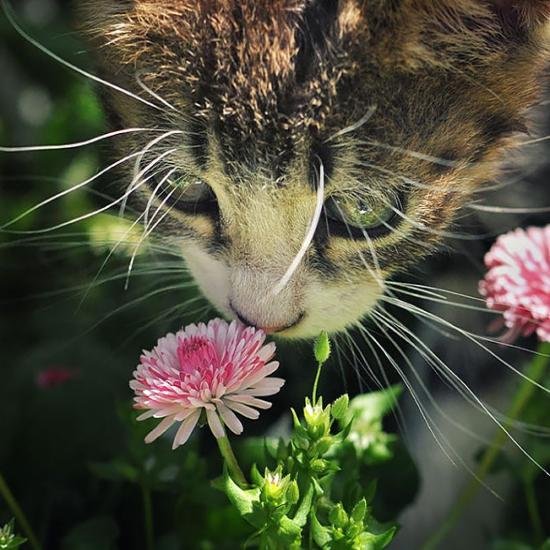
[469, 204, 550, 214]
[124, 185, 183, 290]
[326, 105, 377, 143]
[1, 149, 145, 230]
[383, 295, 550, 394]
[3, 148, 177, 235]
[272, 161, 325, 295]
[144, 169, 177, 227]
[135, 72, 180, 113]
[1, 1, 164, 112]
[359, 323, 458, 466]
[121, 130, 183, 217]
[0, 127, 167, 153]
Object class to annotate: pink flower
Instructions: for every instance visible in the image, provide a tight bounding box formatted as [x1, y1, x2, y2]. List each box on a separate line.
[130, 319, 284, 449]
[480, 225, 550, 343]
[36, 367, 77, 389]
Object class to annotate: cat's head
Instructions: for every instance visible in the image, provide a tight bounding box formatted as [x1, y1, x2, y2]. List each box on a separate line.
[79, 0, 549, 338]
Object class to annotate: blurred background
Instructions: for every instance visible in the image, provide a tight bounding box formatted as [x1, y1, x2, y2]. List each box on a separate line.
[1, 1, 549, 548]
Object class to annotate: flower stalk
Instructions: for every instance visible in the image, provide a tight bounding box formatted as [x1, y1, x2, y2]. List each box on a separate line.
[0, 473, 41, 550]
[217, 436, 247, 487]
[140, 483, 154, 550]
[423, 341, 550, 549]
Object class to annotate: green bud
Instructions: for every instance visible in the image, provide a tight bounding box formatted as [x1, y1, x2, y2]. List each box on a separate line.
[331, 394, 349, 420]
[263, 467, 290, 502]
[315, 436, 334, 456]
[0, 520, 25, 550]
[310, 458, 329, 474]
[351, 499, 367, 523]
[329, 504, 348, 529]
[286, 480, 300, 505]
[303, 398, 331, 439]
[314, 331, 331, 364]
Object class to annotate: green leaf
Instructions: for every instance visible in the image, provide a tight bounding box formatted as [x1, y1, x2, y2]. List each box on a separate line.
[351, 499, 368, 523]
[345, 385, 403, 426]
[331, 395, 350, 420]
[220, 469, 261, 521]
[311, 513, 332, 547]
[277, 516, 302, 541]
[359, 525, 397, 550]
[292, 483, 314, 527]
[61, 517, 119, 550]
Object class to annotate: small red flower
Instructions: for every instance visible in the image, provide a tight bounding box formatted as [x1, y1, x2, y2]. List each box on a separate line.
[480, 225, 550, 343]
[36, 367, 76, 389]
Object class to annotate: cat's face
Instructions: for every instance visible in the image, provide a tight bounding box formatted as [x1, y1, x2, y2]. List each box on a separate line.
[80, 0, 549, 338]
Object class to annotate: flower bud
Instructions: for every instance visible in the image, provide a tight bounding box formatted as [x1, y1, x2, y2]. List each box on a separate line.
[310, 458, 329, 474]
[329, 503, 348, 529]
[263, 467, 290, 502]
[303, 398, 331, 439]
[314, 331, 331, 364]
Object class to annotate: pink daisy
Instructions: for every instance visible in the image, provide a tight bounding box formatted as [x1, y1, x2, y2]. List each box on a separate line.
[480, 225, 550, 343]
[130, 319, 284, 449]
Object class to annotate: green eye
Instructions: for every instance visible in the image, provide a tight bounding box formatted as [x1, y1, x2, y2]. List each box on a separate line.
[155, 172, 217, 214]
[325, 194, 399, 237]
[170, 177, 213, 203]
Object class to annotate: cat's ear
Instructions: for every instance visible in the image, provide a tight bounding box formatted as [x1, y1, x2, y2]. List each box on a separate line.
[487, 0, 550, 29]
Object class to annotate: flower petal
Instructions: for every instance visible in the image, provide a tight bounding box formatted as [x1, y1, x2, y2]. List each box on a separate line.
[224, 400, 260, 420]
[217, 402, 244, 435]
[237, 361, 280, 390]
[206, 408, 226, 439]
[225, 395, 273, 410]
[144, 416, 175, 444]
[172, 409, 201, 449]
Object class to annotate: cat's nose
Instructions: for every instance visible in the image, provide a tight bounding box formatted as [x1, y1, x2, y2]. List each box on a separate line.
[230, 303, 304, 334]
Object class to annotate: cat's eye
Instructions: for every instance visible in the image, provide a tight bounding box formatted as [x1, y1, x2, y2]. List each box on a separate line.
[325, 193, 401, 239]
[161, 172, 217, 215]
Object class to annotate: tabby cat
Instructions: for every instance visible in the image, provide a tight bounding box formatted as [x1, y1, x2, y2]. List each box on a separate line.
[76, 0, 550, 338]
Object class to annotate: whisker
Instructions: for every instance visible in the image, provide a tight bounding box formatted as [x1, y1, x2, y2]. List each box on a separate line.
[469, 204, 550, 214]
[135, 72, 181, 114]
[326, 105, 377, 143]
[1, 0, 165, 112]
[1, 150, 145, 230]
[0, 127, 166, 153]
[272, 160, 325, 295]
[2, 148, 177, 235]
[382, 295, 550, 400]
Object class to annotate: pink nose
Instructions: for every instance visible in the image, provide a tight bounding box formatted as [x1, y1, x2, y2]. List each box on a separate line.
[230, 303, 304, 334]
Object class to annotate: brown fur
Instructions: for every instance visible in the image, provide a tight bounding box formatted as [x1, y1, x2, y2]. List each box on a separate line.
[74, 0, 550, 335]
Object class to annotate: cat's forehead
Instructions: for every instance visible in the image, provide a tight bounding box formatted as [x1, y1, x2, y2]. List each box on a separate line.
[83, 0, 549, 179]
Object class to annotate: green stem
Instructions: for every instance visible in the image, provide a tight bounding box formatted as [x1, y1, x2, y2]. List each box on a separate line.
[312, 362, 323, 404]
[140, 483, 154, 550]
[217, 436, 247, 487]
[0, 472, 41, 550]
[524, 479, 544, 545]
[422, 341, 550, 550]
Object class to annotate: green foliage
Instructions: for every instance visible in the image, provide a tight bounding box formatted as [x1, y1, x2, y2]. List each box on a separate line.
[218, 385, 406, 549]
[61, 517, 119, 550]
[0, 520, 25, 550]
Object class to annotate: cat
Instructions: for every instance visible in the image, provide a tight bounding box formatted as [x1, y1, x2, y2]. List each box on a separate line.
[74, 0, 550, 339]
